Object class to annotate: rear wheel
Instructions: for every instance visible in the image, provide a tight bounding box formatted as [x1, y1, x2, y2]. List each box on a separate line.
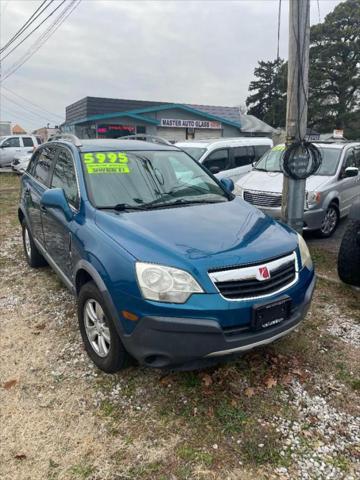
[22, 220, 47, 268]
[337, 220, 360, 287]
[316, 203, 339, 238]
[78, 281, 131, 373]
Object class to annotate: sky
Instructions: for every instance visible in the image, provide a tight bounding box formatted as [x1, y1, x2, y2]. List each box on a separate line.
[0, 0, 342, 132]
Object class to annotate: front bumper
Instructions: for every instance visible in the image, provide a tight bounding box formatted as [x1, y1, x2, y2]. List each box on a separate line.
[123, 273, 316, 369]
[256, 205, 325, 231]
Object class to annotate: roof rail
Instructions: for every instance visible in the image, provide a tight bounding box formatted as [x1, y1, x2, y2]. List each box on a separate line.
[48, 133, 82, 146]
[120, 134, 173, 146]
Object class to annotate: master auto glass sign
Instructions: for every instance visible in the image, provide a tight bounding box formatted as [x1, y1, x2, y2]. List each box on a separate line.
[160, 118, 222, 129]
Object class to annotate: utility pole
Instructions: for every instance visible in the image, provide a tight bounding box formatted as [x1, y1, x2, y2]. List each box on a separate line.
[281, 0, 310, 233]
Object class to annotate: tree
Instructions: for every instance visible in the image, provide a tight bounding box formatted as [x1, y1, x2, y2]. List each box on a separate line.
[308, 0, 360, 137]
[245, 58, 287, 128]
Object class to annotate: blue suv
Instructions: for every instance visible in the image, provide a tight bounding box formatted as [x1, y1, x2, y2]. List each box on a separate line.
[18, 135, 316, 372]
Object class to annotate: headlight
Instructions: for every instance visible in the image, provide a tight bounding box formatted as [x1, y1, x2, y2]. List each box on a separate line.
[297, 233, 313, 269]
[135, 262, 204, 303]
[306, 191, 320, 209]
[233, 184, 244, 197]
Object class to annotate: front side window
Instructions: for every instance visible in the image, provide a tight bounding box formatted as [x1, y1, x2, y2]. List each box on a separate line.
[203, 149, 230, 173]
[51, 149, 79, 208]
[343, 149, 356, 170]
[3, 137, 20, 148]
[81, 150, 229, 209]
[32, 146, 56, 185]
[233, 146, 255, 167]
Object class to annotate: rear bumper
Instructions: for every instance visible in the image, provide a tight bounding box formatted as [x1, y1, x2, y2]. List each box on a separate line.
[122, 273, 316, 369]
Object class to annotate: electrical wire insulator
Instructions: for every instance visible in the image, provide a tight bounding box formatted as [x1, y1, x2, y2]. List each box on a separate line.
[281, 141, 322, 180]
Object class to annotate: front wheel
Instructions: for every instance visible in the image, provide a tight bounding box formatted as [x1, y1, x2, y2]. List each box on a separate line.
[316, 204, 339, 238]
[78, 281, 131, 373]
[22, 220, 47, 268]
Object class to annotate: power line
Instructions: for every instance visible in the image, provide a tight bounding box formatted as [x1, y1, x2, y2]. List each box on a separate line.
[2, 0, 81, 81]
[0, 0, 53, 54]
[2, 92, 61, 122]
[2, 85, 64, 121]
[1, 0, 66, 60]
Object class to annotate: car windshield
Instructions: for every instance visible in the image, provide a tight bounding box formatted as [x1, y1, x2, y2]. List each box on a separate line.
[254, 146, 342, 176]
[178, 147, 207, 161]
[81, 150, 229, 209]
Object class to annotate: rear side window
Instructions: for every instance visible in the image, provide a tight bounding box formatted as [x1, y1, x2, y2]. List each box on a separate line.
[254, 145, 271, 161]
[23, 137, 34, 147]
[203, 149, 230, 173]
[233, 146, 255, 167]
[51, 148, 79, 208]
[31, 146, 56, 185]
[36, 136, 43, 144]
[3, 137, 20, 147]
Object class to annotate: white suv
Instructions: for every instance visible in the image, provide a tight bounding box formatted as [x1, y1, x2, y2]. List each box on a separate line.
[0, 135, 42, 167]
[176, 137, 273, 183]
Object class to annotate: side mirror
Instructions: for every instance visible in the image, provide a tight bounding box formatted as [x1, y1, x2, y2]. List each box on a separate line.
[220, 178, 234, 193]
[344, 166, 358, 178]
[41, 188, 73, 221]
[209, 165, 221, 174]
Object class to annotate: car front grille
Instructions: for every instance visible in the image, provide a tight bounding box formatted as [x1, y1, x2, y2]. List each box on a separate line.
[244, 190, 282, 208]
[209, 252, 298, 300]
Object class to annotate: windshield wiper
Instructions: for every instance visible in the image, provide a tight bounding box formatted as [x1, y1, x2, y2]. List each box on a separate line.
[99, 203, 150, 211]
[146, 198, 226, 209]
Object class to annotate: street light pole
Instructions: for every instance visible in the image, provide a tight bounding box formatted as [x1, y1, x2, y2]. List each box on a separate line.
[281, 0, 311, 233]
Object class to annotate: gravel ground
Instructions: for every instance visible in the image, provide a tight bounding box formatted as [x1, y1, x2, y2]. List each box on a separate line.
[1, 176, 359, 480]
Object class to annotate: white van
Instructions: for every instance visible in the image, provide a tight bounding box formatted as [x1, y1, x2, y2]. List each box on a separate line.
[176, 137, 273, 183]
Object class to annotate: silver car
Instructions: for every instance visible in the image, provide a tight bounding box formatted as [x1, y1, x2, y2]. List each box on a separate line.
[235, 142, 360, 237]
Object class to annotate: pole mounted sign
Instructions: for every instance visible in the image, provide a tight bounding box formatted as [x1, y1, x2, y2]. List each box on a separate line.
[160, 119, 222, 129]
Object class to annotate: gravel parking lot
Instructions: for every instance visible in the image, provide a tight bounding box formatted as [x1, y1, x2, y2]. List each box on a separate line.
[1, 174, 359, 480]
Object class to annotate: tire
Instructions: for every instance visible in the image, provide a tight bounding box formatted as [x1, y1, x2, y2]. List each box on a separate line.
[315, 203, 339, 238]
[22, 220, 47, 268]
[337, 219, 360, 287]
[78, 281, 131, 373]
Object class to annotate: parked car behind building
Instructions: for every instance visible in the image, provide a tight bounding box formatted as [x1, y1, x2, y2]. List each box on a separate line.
[0, 135, 42, 167]
[176, 137, 273, 183]
[18, 135, 315, 373]
[235, 142, 360, 237]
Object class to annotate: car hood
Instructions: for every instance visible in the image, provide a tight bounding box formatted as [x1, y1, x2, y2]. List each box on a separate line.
[95, 198, 298, 273]
[237, 170, 332, 192]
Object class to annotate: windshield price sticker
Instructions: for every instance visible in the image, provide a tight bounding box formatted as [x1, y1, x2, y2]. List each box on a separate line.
[83, 152, 130, 174]
[272, 145, 285, 151]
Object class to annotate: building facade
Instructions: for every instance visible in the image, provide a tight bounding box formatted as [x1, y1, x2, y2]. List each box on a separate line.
[63, 97, 275, 142]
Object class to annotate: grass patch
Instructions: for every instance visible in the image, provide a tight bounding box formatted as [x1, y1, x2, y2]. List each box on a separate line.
[215, 400, 247, 433]
[177, 445, 213, 467]
[241, 422, 287, 466]
[69, 463, 94, 479]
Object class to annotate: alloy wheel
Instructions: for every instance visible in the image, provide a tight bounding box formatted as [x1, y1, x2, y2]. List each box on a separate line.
[321, 206, 338, 236]
[24, 227, 32, 257]
[84, 299, 111, 357]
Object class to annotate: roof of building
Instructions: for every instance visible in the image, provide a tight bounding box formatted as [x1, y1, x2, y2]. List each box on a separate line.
[65, 96, 275, 134]
[12, 124, 26, 134]
[54, 138, 179, 152]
